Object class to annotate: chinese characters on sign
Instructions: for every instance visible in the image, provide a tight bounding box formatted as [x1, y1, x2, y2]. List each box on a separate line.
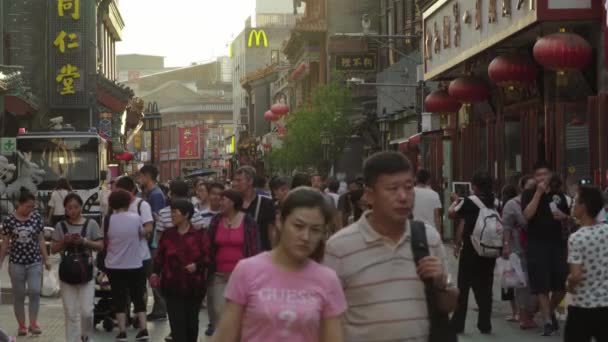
[179, 127, 200, 159]
[58, 0, 80, 19]
[50, 0, 87, 106]
[336, 55, 376, 71]
[56, 64, 80, 95]
[453, 2, 461, 47]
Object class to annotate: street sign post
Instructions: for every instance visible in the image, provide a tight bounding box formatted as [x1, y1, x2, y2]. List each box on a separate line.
[0, 137, 16, 155]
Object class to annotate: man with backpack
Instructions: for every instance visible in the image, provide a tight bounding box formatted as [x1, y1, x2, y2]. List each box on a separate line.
[522, 161, 570, 336]
[449, 171, 500, 335]
[324, 152, 458, 342]
[136, 165, 167, 321]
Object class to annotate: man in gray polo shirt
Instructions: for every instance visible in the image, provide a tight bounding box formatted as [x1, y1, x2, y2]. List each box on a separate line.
[325, 152, 458, 342]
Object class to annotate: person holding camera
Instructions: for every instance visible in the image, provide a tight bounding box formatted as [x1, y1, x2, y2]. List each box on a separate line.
[51, 193, 103, 342]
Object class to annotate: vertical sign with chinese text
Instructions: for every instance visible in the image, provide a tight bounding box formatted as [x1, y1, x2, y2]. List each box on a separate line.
[179, 127, 200, 159]
[49, 0, 89, 107]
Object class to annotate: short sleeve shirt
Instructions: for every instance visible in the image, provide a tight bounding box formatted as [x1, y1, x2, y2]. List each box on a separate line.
[52, 219, 103, 243]
[48, 190, 69, 216]
[323, 214, 452, 342]
[1, 213, 44, 265]
[244, 195, 275, 251]
[129, 198, 153, 260]
[521, 190, 569, 242]
[413, 187, 442, 227]
[454, 194, 496, 245]
[225, 252, 346, 342]
[567, 224, 608, 308]
[158, 204, 207, 232]
[105, 212, 145, 270]
[52, 219, 103, 259]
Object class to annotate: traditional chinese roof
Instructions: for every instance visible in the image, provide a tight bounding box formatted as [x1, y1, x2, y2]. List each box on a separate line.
[240, 63, 279, 88]
[97, 74, 134, 112]
[283, 18, 327, 57]
[0, 65, 40, 115]
[98, 74, 134, 101]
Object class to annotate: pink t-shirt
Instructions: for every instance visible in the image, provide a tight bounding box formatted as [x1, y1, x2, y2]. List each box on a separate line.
[225, 252, 347, 342]
[215, 219, 245, 273]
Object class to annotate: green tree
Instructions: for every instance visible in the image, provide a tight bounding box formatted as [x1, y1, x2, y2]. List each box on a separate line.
[269, 80, 353, 174]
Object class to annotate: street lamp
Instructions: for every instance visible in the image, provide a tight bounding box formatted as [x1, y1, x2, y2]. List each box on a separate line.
[143, 102, 162, 164]
[320, 131, 331, 160]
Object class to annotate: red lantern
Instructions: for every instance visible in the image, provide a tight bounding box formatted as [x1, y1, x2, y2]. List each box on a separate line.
[533, 31, 592, 72]
[448, 76, 489, 103]
[264, 110, 279, 122]
[424, 90, 462, 113]
[488, 54, 537, 88]
[271, 103, 289, 115]
[115, 151, 134, 161]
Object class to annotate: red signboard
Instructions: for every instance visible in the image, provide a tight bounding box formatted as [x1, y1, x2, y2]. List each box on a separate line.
[153, 131, 161, 163]
[179, 127, 200, 159]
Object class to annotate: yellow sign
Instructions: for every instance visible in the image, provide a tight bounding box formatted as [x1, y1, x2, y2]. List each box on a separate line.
[248, 29, 268, 48]
[58, 0, 80, 20]
[134, 132, 142, 150]
[53, 31, 79, 53]
[56, 64, 81, 95]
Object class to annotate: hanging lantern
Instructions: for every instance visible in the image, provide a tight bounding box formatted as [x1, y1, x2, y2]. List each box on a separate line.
[448, 76, 489, 103]
[424, 90, 462, 130]
[271, 103, 289, 116]
[533, 29, 592, 86]
[264, 110, 280, 122]
[448, 76, 488, 129]
[488, 54, 537, 90]
[114, 151, 134, 161]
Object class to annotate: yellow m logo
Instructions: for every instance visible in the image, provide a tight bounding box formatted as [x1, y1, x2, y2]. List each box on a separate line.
[248, 29, 268, 48]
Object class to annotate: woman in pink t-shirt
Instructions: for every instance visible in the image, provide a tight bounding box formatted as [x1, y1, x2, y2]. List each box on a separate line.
[207, 190, 260, 335]
[213, 187, 347, 342]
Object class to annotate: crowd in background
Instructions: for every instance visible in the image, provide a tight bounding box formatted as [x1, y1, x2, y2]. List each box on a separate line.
[0, 153, 606, 342]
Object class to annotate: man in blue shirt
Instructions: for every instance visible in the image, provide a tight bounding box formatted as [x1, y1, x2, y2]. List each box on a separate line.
[137, 165, 167, 321]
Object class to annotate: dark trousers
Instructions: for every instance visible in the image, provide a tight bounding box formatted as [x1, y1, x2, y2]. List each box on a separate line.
[166, 293, 204, 342]
[450, 244, 496, 333]
[148, 250, 167, 316]
[564, 306, 608, 342]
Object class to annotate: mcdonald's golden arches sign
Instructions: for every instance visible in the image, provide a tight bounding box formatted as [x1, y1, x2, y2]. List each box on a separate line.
[248, 29, 268, 48]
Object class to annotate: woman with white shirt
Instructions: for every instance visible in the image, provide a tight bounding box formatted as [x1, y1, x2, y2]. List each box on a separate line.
[104, 190, 149, 341]
[46, 178, 72, 226]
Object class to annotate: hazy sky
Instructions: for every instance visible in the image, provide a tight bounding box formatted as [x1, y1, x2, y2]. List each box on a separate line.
[116, 0, 256, 67]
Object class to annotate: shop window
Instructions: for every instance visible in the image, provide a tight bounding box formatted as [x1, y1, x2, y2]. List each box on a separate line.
[505, 120, 522, 180]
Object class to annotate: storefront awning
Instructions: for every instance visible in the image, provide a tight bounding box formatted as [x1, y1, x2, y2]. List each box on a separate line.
[398, 133, 422, 151]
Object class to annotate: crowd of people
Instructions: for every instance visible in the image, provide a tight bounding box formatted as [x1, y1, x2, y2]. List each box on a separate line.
[0, 152, 606, 342]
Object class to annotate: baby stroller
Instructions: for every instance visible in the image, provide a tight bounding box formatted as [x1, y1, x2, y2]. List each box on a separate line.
[93, 270, 141, 332]
[93, 271, 116, 332]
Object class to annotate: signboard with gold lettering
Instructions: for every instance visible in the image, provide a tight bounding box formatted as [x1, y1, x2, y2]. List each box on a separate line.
[335, 55, 376, 72]
[179, 127, 200, 159]
[423, 0, 597, 81]
[48, 0, 91, 107]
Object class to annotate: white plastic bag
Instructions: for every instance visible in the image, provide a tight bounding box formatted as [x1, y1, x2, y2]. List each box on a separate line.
[41, 267, 59, 297]
[496, 254, 526, 289]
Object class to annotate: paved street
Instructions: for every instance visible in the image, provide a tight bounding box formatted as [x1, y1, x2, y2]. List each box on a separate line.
[0, 250, 563, 342]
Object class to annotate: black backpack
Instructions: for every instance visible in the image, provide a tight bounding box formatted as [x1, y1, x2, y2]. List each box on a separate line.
[58, 219, 94, 285]
[410, 220, 458, 342]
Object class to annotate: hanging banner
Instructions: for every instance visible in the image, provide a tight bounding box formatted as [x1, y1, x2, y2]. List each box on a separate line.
[179, 127, 200, 159]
